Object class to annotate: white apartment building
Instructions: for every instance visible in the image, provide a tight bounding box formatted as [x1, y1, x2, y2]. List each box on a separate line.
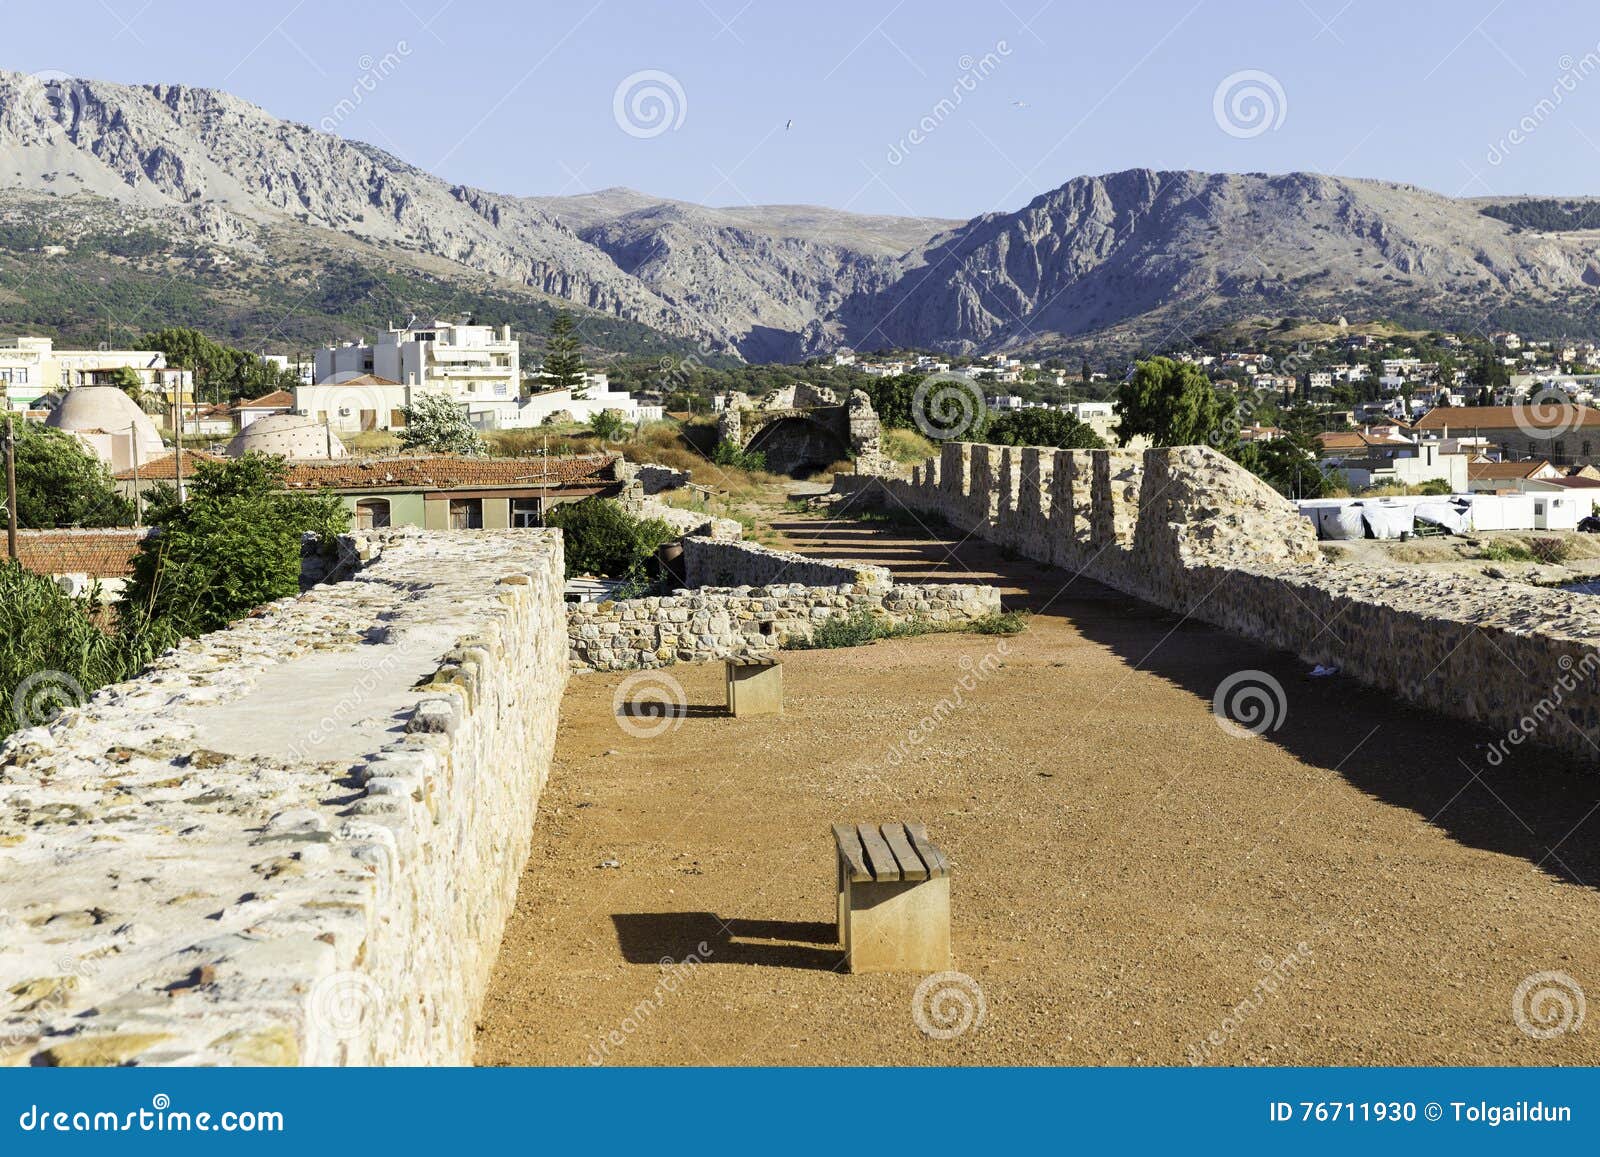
[310, 321, 521, 429]
[2, 336, 193, 412]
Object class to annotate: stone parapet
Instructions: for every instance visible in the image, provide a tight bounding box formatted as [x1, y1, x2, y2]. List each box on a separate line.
[831, 443, 1600, 764]
[568, 581, 1002, 671]
[0, 528, 568, 1066]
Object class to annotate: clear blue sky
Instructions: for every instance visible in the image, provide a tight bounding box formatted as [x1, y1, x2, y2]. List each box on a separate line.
[7, 0, 1600, 219]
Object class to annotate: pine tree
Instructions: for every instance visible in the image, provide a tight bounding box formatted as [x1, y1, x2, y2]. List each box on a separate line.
[542, 312, 588, 399]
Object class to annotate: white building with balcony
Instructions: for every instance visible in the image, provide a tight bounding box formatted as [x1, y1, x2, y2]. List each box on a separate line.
[311, 321, 521, 429]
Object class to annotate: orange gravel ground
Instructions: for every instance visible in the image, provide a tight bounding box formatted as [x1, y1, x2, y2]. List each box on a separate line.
[475, 517, 1600, 1066]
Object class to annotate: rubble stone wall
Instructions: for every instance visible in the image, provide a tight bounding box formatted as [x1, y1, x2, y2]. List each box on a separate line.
[0, 528, 568, 1066]
[568, 581, 1002, 671]
[834, 443, 1600, 764]
[680, 536, 890, 592]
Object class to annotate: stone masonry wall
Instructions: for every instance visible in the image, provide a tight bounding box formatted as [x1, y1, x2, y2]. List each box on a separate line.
[681, 536, 890, 591]
[568, 581, 1002, 671]
[0, 529, 568, 1066]
[834, 442, 1600, 765]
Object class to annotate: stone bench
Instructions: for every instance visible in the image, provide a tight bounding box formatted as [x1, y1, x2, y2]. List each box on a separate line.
[832, 822, 951, 973]
[725, 655, 782, 717]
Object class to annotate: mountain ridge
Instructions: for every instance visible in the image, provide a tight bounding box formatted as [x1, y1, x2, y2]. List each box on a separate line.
[2, 69, 1599, 360]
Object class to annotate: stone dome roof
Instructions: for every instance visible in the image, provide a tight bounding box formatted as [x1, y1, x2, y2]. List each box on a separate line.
[44, 387, 164, 457]
[226, 413, 347, 459]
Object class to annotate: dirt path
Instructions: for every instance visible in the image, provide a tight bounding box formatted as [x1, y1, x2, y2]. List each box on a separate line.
[476, 515, 1600, 1066]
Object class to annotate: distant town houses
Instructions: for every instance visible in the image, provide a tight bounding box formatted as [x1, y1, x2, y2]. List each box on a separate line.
[1, 336, 193, 413]
[303, 320, 660, 431]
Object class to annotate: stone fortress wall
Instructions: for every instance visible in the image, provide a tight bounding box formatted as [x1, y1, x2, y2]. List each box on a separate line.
[835, 443, 1600, 765]
[0, 529, 569, 1066]
[568, 536, 1000, 671]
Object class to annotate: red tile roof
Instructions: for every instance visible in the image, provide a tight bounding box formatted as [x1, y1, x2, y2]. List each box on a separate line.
[278, 454, 620, 491]
[1467, 459, 1555, 481]
[12, 529, 151, 578]
[112, 450, 228, 481]
[1414, 404, 1600, 430]
[234, 390, 294, 411]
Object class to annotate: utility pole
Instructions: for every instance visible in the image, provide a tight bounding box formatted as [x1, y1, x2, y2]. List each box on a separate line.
[172, 391, 186, 504]
[4, 414, 18, 561]
[130, 422, 143, 528]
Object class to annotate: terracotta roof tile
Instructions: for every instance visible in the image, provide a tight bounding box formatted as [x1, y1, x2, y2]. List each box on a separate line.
[1468, 459, 1554, 481]
[112, 450, 228, 481]
[1415, 404, 1600, 430]
[234, 390, 294, 410]
[13, 529, 151, 578]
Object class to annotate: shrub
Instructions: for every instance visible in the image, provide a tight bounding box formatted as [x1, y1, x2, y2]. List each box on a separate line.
[587, 410, 629, 442]
[120, 454, 348, 636]
[1529, 536, 1572, 564]
[0, 561, 175, 742]
[793, 609, 887, 649]
[965, 610, 1029, 636]
[1479, 540, 1536, 563]
[545, 497, 675, 580]
[712, 441, 767, 471]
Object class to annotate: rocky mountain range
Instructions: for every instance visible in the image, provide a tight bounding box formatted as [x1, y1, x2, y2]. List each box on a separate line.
[2, 69, 1599, 361]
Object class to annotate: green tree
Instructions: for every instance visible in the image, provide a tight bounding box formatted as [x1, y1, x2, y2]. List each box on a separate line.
[9, 422, 134, 528]
[1114, 357, 1232, 447]
[397, 392, 487, 456]
[542, 312, 588, 399]
[120, 454, 348, 636]
[142, 328, 298, 404]
[544, 497, 674, 580]
[985, 409, 1106, 449]
[588, 409, 629, 442]
[1230, 432, 1335, 499]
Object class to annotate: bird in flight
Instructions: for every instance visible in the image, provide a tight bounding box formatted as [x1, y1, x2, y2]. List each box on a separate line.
[1012, 100, 1028, 108]
[785, 118, 793, 130]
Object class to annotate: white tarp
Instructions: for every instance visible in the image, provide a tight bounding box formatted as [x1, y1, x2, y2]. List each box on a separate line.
[1413, 498, 1473, 534]
[1315, 504, 1367, 540]
[1359, 502, 1416, 539]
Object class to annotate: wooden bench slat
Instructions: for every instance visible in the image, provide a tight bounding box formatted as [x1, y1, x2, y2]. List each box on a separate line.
[855, 822, 901, 882]
[832, 823, 871, 883]
[904, 823, 948, 878]
[879, 822, 928, 882]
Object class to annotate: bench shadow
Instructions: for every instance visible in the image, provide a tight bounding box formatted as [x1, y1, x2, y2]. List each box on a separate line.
[1062, 589, 1600, 893]
[612, 912, 843, 971]
[614, 702, 727, 720]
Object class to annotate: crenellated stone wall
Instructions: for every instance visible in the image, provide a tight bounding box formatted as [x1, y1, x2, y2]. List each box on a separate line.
[0, 529, 568, 1066]
[834, 442, 1600, 765]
